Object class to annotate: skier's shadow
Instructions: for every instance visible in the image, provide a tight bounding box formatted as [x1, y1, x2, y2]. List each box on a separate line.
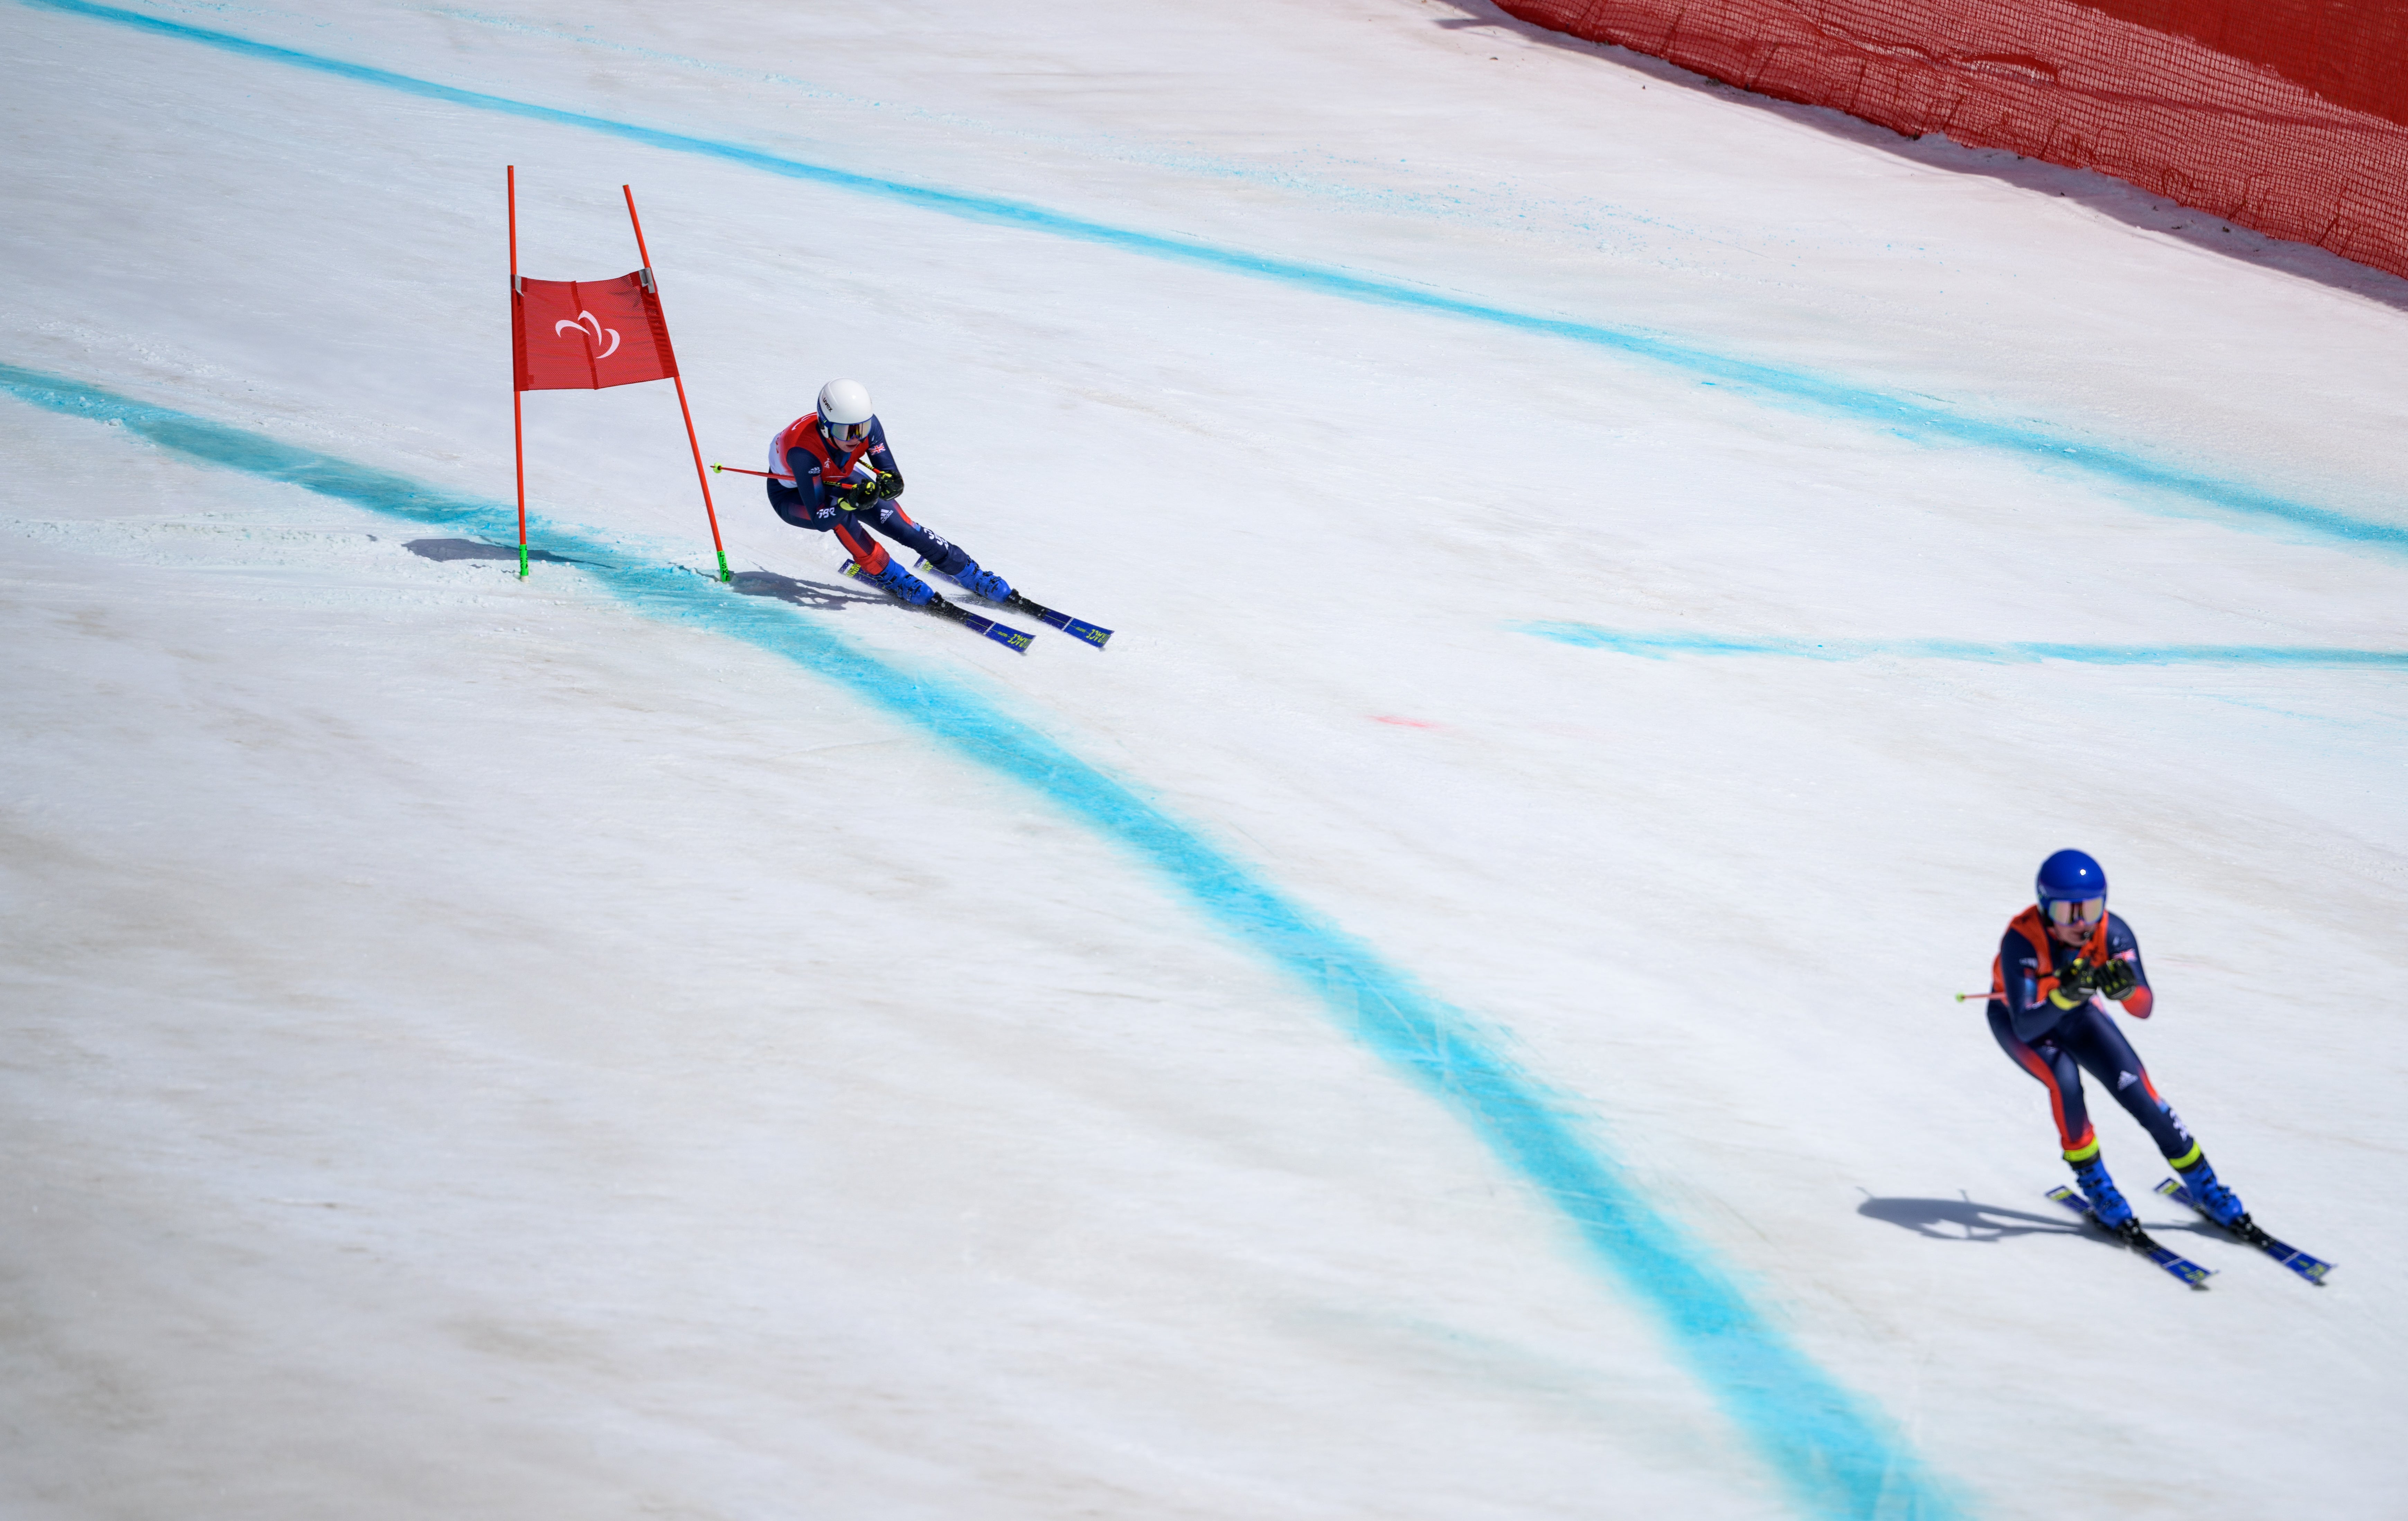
[727, 569, 886, 612]
[405, 538, 590, 566]
[1857, 1194, 2085, 1243]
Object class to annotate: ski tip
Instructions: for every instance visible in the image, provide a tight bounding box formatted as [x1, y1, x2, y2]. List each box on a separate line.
[2160, 1177, 2338, 1283]
[970, 619, 1035, 654]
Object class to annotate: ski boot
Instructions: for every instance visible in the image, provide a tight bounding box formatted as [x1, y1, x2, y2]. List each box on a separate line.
[2069, 1152, 2136, 1230]
[948, 557, 1014, 603]
[865, 560, 935, 606]
[2173, 1151, 2252, 1232]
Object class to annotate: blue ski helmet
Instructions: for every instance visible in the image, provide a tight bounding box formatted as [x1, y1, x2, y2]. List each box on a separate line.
[2035, 849, 2108, 930]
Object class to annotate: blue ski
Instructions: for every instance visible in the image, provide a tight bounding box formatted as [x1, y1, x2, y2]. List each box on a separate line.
[1006, 592, 1113, 649]
[842, 561, 1034, 654]
[2048, 1187, 2214, 1288]
[2155, 1179, 2334, 1286]
[914, 560, 1112, 648]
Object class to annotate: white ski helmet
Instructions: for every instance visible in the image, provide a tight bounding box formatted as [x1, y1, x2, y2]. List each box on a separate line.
[816, 378, 875, 444]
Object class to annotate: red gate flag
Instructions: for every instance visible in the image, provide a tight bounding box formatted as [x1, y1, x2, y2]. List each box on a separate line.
[505, 169, 729, 582]
[512, 272, 679, 391]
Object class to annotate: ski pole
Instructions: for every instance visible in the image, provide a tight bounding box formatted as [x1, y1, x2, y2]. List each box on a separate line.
[709, 463, 795, 482]
[1952, 992, 1996, 1002]
[623, 185, 731, 583]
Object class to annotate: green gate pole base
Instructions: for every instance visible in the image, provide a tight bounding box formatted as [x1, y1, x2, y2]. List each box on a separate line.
[518, 543, 529, 579]
[716, 549, 732, 583]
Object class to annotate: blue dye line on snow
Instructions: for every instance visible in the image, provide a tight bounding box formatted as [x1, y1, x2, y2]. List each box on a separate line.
[0, 361, 1962, 1520]
[1520, 623, 2408, 667]
[23, 0, 2407, 563]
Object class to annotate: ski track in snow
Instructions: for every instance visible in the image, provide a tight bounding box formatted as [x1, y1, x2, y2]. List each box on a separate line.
[1517, 622, 2408, 668]
[23, 0, 2408, 561]
[0, 358, 1961, 1520]
[420, 2, 1757, 259]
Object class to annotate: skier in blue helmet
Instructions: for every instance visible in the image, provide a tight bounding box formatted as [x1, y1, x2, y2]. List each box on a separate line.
[1985, 849, 2254, 1244]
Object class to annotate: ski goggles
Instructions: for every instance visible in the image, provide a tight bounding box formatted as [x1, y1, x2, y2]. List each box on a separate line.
[824, 417, 874, 444]
[2046, 896, 2106, 928]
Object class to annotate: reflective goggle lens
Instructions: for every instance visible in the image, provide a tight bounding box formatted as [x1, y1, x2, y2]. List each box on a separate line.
[2047, 897, 2105, 927]
[830, 419, 872, 442]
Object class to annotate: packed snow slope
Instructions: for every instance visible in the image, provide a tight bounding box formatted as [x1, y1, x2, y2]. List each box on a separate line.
[3, 2, 2403, 1518]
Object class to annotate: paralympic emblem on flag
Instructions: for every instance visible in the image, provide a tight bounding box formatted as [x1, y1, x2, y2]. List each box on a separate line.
[555, 309, 620, 359]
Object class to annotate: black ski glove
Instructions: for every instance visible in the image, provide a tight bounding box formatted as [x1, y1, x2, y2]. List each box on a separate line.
[2093, 958, 2140, 1001]
[835, 478, 882, 511]
[2047, 959, 2102, 1009]
[870, 470, 904, 501]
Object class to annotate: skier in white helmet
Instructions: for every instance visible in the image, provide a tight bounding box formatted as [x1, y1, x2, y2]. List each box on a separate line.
[762, 379, 1014, 607]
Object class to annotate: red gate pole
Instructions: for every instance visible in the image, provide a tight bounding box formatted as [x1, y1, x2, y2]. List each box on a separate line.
[623, 184, 731, 583]
[508, 165, 529, 579]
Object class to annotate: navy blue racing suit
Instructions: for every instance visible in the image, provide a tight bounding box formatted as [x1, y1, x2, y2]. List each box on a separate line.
[764, 414, 975, 581]
[1986, 908, 2194, 1163]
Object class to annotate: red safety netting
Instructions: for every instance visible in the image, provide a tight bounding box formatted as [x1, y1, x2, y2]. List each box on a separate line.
[1495, 0, 2408, 280]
